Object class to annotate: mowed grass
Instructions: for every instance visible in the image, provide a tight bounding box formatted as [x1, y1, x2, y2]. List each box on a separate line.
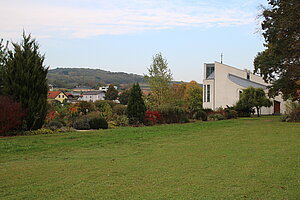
[0, 116, 299, 199]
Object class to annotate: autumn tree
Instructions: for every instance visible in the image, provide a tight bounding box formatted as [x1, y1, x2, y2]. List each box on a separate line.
[3, 33, 48, 130]
[254, 0, 300, 100]
[144, 53, 173, 109]
[184, 81, 203, 113]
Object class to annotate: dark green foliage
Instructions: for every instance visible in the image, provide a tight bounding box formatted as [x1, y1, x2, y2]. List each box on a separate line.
[193, 110, 208, 121]
[113, 104, 127, 116]
[95, 100, 117, 109]
[3, 33, 48, 130]
[202, 108, 213, 114]
[104, 84, 118, 100]
[224, 108, 238, 119]
[127, 83, 146, 124]
[0, 39, 9, 95]
[158, 105, 188, 124]
[236, 87, 272, 117]
[89, 117, 108, 129]
[208, 113, 225, 121]
[254, 0, 300, 100]
[47, 121, 63, 131]
[47, 68, 145, 89]
[73, 118, 90, 130]
[76, 101, 95, 115]
[119, 89, 130, 105]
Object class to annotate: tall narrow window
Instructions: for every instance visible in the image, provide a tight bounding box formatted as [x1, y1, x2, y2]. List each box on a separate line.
[207, 85, 210, 102]
[203, 85, 206, 102]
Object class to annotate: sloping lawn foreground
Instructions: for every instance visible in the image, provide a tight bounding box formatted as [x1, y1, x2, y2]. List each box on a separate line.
[0, 116, 299, 199]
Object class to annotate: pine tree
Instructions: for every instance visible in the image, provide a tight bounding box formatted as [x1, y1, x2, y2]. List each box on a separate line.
[127, 83, 146, 124]
[3, 33, 48, 130]
[104, 84, 118, 100]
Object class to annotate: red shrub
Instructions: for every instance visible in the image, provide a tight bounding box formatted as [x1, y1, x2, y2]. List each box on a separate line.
[145, 110, 161, 125]
[0, 96, 25, 135]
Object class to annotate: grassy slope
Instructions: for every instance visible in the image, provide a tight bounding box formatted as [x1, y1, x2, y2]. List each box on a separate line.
[0, 116, 299, 199]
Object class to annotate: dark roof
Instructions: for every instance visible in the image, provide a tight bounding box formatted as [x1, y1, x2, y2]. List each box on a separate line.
[82, 91, 105, 95]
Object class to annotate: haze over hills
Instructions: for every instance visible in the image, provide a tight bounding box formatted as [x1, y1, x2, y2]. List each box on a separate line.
[47, 68, 145, 89]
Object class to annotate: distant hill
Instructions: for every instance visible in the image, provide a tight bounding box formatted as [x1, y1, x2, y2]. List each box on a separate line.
[47, 68, 145, 89]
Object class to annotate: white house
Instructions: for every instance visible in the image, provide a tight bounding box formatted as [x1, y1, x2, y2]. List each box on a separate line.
[79, 91, 106, 102]
[202, 62, 286, 115]
[99, 85, 118, 92]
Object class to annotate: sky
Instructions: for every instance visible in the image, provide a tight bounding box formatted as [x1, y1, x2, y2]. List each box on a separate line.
[0, 0, 267, 83]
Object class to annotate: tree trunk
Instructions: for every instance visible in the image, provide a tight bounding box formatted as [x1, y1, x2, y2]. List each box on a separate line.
[256, 107, 260, 117]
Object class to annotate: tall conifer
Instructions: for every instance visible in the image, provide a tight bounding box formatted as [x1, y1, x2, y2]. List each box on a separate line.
[127, 83, 146, 124]
[3, 33, 48, 130]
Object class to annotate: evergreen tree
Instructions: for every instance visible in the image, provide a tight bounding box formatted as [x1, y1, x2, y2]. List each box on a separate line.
[0, 39, 9, 94]
[119, 89, 130, 105]
[3, 33, 48, 130]
[104, 84, 118, 100]
[127, 83, 146, 124]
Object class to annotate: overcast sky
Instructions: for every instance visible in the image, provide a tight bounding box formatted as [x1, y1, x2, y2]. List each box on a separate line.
[0, 0, 267, 83]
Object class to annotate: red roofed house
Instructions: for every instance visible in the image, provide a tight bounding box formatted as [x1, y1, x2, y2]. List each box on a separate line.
[48, 91, 68, 103]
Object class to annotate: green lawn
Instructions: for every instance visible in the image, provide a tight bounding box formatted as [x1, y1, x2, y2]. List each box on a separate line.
[0, 116, 299, 199]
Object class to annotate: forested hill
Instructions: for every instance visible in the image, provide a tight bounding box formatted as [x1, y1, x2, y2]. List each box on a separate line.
[47, 68, 145, 89]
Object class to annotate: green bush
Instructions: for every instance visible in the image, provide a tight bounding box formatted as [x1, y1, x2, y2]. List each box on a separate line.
[47, 120, 63, 131]
[113, 104, 127, 116]
[56, 127, 76, 133]
[208, 113, 225, 121]
[194, 110, 208, 121]
[73, 118, 90, 130]
[89, 117, 108, 129]
[158, 105, 188, 124]
[285, 101, 300, 122]
[112, 115, 129, 126]
[24, 128, 54, 135]
[224, 109, 238, 119]
[202, 108, 213, 113]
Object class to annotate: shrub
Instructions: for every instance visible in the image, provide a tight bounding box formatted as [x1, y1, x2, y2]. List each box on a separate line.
[89, 117, 108, 129]
[95, 100, 117, 109]
[47, 120, 63, 131]
[73, 118, 90, 130]
[24, 128, 54, 135]
[158, 105, 188, 124]
[285, 101, 300, 122]
[145, 110, 161, 125]
[0, 96, 25, 135]
[193, 110, 207, 121]
[224, 109, 238, 119]
[208, 113, 225, 121]
[94, 102, 113, 120]
[202, 108, 213, 113]
[56, 127, 76, 133]
[113, 104, 127, 116]
[112, 115, 129, 127]
[76, 101, 95, 115]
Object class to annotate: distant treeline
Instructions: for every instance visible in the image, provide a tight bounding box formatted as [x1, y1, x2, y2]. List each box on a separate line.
[47, 68, 145, 89]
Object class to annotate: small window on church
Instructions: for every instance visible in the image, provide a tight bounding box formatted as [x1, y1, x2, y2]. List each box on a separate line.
[247, 72, 250, 80]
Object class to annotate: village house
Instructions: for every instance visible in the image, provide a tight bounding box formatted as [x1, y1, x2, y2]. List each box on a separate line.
[202, 62, 286, 114]
[78, 90, 106, 102]
[47, 91, 68, 103]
